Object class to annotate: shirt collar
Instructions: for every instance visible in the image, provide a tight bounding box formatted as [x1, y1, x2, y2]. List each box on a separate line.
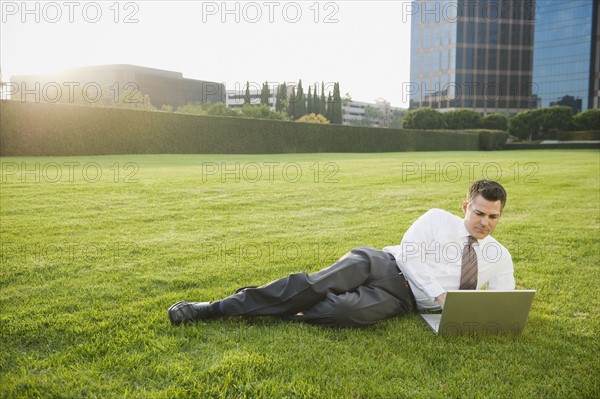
[458, 219, 492, 246]
[458, 219, 470, 239]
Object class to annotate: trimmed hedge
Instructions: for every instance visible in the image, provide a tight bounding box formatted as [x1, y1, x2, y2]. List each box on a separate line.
[443, 129, 508, 151]
[505, 142, 600, 150]
[547, 130, 600, 141]
[468, 129, 509, 151]
[1, 101, 488, 156]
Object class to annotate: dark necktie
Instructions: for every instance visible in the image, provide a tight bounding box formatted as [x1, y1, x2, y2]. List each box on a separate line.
[459, 236, 478, 290]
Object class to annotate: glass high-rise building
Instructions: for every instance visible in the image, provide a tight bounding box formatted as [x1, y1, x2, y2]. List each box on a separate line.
[532, 0, 599, 112]
[409, 0, 536, 114]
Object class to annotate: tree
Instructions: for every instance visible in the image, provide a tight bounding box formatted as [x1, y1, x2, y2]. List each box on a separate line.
[295, 79, 306, 119]
[332, 82, 343, 124]
[364, 105, 384, 127]
[296, 113, 330, 124]
[481, 113, 508, 131]
[442, 109, 482, 130]
[241, 104, 290, 120]
[389, 109, 406, 129]
[319, 82, 327, 116]
[244, 81, 251, 105]
[509, 106, 573, 140]
[572, 108, 600, 130]
[260, 81, 270, 106]
[176, 101, 290, 120]
[205, 102, 239, 117]
[288, 87, 297, 119]
[402, 108, 445, 129]
[276, 82, 288, 113]
[509, 109, 543, 140]
[540, 106, 572, 134]
[342, 92, 352, 106]
[311, 83, 318, 116]
[307, 86, 314, 115]
[326, 92, 334, 123]
[176, 102, 239, 117]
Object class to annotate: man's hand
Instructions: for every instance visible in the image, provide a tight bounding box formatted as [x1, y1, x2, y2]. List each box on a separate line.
[435, 292, 447, 309]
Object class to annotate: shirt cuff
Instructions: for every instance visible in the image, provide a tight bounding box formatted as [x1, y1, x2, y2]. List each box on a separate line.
[423, 282, 446, 302]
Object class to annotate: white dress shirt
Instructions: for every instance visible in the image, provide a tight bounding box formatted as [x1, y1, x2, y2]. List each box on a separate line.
[383, 208, 515, 310]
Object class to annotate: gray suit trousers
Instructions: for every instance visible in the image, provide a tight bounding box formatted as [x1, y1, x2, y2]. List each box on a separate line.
[220, 246, 416, 327]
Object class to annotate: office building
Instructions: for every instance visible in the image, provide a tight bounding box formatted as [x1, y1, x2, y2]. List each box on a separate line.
[10, 64, 225, 109]
[225, 82, 279, 109]
[532, 0, 599, 112]
[343, 98, 401, 128]
[409, 0, 536, 114]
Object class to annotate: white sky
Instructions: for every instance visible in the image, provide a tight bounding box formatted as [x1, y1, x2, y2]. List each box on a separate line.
[1, 0, 413, 107]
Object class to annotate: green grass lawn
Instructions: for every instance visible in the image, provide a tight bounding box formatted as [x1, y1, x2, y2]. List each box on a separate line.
[1, 150, 598, 398]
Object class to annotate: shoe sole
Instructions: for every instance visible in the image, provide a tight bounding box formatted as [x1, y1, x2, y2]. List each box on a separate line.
[168, 301, 185, 326]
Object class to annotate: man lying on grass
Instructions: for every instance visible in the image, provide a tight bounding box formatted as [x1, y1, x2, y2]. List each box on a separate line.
[168, 179, 514, 327]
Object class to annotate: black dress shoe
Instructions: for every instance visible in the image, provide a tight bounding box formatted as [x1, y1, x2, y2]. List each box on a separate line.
[168, 301, 222, 325]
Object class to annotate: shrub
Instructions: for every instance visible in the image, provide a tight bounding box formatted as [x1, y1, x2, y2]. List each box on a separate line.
[509, 106, 573, 141]
[509, 109, 540, 140]
[541, 106, 572, 134]
[473, 130, 510, 150]
[556, 130, 600, 141]
[296, 113, 330, 124]
[481, 113, 508, 131]
[402, 108, 445, 129]
[572, 109, 600, 131]
[442, 109, 482, 130]
[240, 104, 290, 121]
[205, 102, 240, 117]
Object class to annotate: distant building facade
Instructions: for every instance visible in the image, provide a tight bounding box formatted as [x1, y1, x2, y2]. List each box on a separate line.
[9, 64, 225, 109]
[343, 98, 401, 128]
[410, 0, 599, 114]
[225, 82, 279, 109]
[532, 0, 599, 112]
[409, 0, 536, 114]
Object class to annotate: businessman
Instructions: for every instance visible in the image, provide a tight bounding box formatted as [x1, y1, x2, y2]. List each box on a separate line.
[168, 180, 514, 327]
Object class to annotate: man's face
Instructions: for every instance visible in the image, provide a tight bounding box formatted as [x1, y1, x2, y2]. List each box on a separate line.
[462, 195, 503, 239]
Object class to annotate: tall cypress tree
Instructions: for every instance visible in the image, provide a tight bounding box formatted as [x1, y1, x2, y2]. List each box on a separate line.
[295, 79, 306, 119]
[244, 81, 251, 105]
[288, 86, 296, 119]
[326, 92, 334, 122]
[319, 82, 327, 117]
[276, 82, 287, 112]
[275, 84, 282, 111]
[260, 81, 270, 106]
[307, 86, 314, 115]
[312, 83, 319, 115]
[332, 82, 343, 124]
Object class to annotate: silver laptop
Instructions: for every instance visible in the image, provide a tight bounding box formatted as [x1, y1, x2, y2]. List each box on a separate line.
[421, 290, 536, 335]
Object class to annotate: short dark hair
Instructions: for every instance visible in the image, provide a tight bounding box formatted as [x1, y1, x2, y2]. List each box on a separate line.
[466, 180, 507, 210]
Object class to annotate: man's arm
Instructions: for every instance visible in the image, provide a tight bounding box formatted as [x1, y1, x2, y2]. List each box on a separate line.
[398, 209, 448, 304]
[487, 247, 515, 290]
[435, 292, 447, 308]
